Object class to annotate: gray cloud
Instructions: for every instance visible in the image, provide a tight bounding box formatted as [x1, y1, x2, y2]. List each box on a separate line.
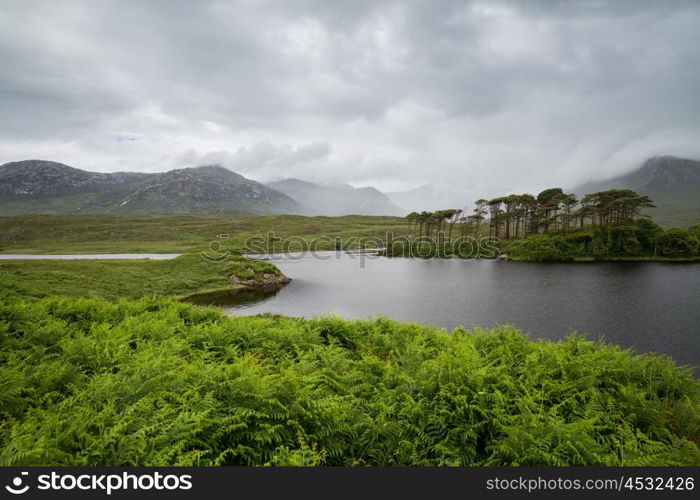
[1, 0, 699, 203]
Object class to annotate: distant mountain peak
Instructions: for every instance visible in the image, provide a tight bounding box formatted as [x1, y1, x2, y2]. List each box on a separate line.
[645, 154, 685, 163]
[188, 164, 236, 174]
[631, 156, 700, 191]
[1, 159, 74, 170]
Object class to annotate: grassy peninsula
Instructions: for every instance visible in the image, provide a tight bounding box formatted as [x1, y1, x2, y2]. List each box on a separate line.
[0, 253, 284, 302]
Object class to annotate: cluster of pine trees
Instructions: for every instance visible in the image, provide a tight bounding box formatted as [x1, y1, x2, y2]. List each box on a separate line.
[406, 188, 655, 239]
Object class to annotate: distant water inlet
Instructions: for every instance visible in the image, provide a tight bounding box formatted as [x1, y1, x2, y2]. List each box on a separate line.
[220, 252, 700, 367]
[0, 254, 180, 260]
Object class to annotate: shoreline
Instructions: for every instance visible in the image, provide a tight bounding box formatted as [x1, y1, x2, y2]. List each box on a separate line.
[379, 251, 700, 263]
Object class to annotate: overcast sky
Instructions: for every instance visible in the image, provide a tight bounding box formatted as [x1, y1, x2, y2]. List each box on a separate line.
[1, 0, 700, 203]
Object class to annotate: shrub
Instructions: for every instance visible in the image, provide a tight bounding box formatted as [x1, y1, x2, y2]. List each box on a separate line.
[654, 228, 700, 258]
[504, 235, 567, 261]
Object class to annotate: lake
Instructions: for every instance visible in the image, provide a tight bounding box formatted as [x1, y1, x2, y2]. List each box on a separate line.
[0, 254, 180, 260]
[221, 251, 700, 366]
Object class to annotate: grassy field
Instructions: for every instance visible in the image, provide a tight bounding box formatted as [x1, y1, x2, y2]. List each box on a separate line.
[1, 296, 698, 466]
[0, 214, 410, 254]
[0, 253, 284, 302]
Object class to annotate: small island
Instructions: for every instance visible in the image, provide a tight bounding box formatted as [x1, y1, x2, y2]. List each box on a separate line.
[384, 188, 700, 261]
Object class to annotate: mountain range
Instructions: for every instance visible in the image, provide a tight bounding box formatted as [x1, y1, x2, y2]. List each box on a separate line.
[0, 160, 305, 216]
[1, 156, 698, 225]
[0, 160, 405, 217]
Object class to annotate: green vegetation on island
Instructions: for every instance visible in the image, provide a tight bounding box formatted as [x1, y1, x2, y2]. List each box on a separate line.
[385, 188, 700, 261]
[1, 296, 698, 466]
[504, 222, 700, 262]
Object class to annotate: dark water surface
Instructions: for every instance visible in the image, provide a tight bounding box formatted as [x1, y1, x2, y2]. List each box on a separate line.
[223, 252, 700, 366]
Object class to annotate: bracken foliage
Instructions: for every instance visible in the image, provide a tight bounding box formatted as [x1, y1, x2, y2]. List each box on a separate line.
[0, 297, 698, 466]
